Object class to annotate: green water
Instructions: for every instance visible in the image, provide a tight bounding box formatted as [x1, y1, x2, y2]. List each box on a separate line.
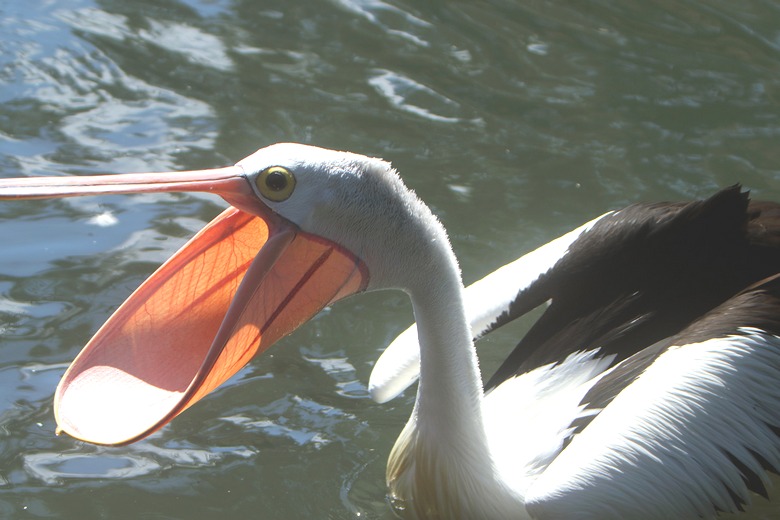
[1, 1, 779, 518]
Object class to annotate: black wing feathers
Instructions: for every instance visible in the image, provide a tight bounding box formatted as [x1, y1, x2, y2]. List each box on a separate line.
[573, 274, 780, 508]
[573, 273, 780, 436]
[485, 186, 780, 391]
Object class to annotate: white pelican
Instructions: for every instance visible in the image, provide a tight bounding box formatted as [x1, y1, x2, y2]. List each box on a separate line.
[1, 144, 779, 519]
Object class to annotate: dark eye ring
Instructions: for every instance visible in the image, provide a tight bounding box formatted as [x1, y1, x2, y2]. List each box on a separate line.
[256, 166, 296, 202]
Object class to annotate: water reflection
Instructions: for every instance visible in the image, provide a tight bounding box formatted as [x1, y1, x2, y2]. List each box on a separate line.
[24, 441, 256, 486]
[25, 451, 163, 485]
[368, 69, 482, 124]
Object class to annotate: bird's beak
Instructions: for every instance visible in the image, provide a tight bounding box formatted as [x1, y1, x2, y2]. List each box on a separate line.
[0, 164, 368, 446]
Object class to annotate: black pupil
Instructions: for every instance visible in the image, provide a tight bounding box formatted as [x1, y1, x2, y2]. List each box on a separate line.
[266, 170, 288, 191]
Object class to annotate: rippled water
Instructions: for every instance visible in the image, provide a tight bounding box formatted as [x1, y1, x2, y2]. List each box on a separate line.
[1, 1, 780, 518]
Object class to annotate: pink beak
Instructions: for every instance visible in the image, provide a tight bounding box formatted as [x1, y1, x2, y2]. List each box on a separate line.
[0, 162, 368, 445]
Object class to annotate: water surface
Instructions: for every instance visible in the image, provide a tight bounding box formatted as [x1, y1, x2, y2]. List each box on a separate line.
[1, 1, 780, 518]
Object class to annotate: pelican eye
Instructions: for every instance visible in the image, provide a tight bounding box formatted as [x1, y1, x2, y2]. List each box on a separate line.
[256, 166, 296, 202]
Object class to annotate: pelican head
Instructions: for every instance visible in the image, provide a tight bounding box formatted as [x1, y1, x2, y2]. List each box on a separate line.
[0, 143, 453, 446]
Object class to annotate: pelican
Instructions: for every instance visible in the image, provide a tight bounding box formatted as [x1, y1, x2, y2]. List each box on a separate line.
[1, 143, 779, 519]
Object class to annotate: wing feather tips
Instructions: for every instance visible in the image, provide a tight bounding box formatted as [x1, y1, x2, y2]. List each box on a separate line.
[526, 332, 780, 519]
[528, 331, 780, 517]
[723, 449, 770, 502]
[567, 273, 780, 442]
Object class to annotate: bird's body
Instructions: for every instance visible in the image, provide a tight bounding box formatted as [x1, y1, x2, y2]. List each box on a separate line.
[376, 184, 780, 519]
[1, 145, 780, 519]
